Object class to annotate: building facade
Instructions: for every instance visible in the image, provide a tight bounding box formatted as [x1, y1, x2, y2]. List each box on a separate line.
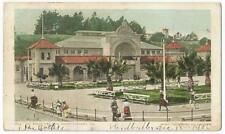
[15, 21, 167, 83]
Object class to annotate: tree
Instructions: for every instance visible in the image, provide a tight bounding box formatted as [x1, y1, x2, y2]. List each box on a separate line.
[144, 61, 177, 90]
[35, 71, 48, 83]
[177, 49, 200, 90]
[203, 55, 211, 87]
[97, 57, 114, 91]
[34, 10, 60, 34]
[112, 59, 130, 82]
[199, 37, 208, 45]
[49, 63, 69, 87]
[87, 60, 100, 82]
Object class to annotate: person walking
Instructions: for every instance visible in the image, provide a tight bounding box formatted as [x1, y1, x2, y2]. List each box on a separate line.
[189, 91, 196, 109]
[159, 90, 168, 111]
[123, 99, 132, 120]
[111, 97, 118, 121]
[28, 89, 38, 109]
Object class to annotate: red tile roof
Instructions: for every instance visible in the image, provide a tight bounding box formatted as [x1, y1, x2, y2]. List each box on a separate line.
[55, 56, 106, 64]
[28, 38, 59, 49]
[15, 56, 31, 61]
[196, 44, 211, 52]
[141, 56, 175, 63]
[166, 41, 182, 49]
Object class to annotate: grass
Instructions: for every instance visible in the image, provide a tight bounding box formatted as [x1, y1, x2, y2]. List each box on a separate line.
[126, 85, 210, 105]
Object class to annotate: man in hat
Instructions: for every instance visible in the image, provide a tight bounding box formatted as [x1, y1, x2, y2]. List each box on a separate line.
[111, 97, 118, 121]
[159, 90, 168, 111]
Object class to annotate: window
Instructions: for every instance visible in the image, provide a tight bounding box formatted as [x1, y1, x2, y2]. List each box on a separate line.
[47, 52, 51, 60]
[152, 50, 155, 55]
[157, 50, 160, 54]
[71, 49, 75, 54]
[56, 50, 60, 54]
[141, 50, 145, 55]
[147, 50, 150, 55]
[24, 67, 26, 74]
[84, 49, 88, 54]
[16, 65, 20, 71]
[41, 52, 44, 60]
[39, 68, 44, 76]
[64, 49, 69, 54]
[29, 50, 31, 57]
[78, 49, 82, 55]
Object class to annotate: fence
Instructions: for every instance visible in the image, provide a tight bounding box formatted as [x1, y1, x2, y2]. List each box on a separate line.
[15, 95, 211, 122]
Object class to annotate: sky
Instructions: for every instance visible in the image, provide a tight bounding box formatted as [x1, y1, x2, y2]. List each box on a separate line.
[15, 9, 211, 38]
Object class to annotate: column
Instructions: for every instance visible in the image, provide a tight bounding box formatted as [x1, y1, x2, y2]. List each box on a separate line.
[69, 66, 74, 82]
[83, 68, 88, 81]
[135, 56, 141, 79]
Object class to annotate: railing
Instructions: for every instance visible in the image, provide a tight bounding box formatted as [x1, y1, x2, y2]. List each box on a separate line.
[15, 95, 211, 122]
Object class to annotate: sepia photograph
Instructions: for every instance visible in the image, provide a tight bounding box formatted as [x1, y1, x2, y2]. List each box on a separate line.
[3, 2, 221, 131]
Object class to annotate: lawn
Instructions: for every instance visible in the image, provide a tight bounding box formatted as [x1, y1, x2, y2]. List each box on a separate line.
[126, 85, 210, 105]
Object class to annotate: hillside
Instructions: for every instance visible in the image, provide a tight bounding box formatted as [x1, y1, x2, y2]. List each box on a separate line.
[15, 34, 72, 56]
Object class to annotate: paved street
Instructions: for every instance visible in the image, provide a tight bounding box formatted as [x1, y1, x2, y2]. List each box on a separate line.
[15, 83, 211, 121]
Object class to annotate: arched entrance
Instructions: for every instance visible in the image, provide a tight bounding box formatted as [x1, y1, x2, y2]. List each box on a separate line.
[114, 42, 137, 80]
[73, 66, 83, 81]
[114, 42, 136, 60]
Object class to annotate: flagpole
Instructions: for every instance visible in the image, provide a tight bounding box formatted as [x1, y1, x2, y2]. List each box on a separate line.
[41, 12, 44, 39]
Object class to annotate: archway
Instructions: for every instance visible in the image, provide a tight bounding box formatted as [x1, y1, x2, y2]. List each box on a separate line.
[73, 66, 84, 81]
[114, 42, 136, 60]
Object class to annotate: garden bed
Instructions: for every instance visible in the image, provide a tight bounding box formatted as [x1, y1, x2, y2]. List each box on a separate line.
[126, 85, 211, 105]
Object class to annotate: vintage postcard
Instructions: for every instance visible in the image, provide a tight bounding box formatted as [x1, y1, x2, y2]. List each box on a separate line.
[3, 2, 221, 131]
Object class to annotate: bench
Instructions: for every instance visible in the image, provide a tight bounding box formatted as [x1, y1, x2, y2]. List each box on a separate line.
[180, 81, 199, 88]
[127, 85, 146, 90]
[194, 93, 211, 103]
[123, 93, 150, 104]
[95, 90, 116, 98]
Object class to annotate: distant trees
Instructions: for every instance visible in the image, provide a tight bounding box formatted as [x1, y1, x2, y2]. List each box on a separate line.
[34, 10, 146, 36]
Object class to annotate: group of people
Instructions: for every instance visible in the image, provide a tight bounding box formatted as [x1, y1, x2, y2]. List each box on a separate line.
[111, 97, 132, 121]
[28, 89, 71, 118]
[55, 100, 71, 118]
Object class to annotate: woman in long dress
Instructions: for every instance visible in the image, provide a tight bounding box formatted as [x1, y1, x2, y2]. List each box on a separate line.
[123, 99, 132, 120]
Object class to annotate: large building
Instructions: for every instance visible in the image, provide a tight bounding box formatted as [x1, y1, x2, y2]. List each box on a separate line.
[15, 21, 167, 83]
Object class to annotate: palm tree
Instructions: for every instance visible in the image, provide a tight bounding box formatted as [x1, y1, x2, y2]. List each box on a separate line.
[35, 71, 48, 83]
[112, 59, 130, 82]
[97, 57, 114, 91]
[177, 49, 200, 90]
[49, 63, 69, 87]
[87, 60, 100, 82]
[144, 61, 177, 90]
[203, 55, 211, 87]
